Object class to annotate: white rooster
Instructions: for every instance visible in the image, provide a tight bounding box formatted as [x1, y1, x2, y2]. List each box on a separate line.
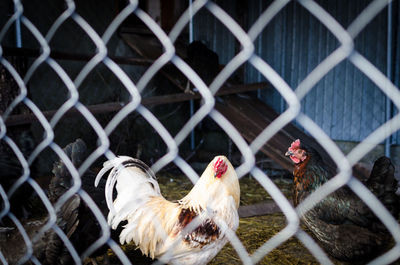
[94, 155, 240, 265]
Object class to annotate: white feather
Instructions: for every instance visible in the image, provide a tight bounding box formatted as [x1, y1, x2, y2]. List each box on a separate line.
[94, 156, 160, 228]
[95, 155, 240, 265]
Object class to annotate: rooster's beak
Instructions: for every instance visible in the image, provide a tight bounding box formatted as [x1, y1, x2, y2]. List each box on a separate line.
[285, 150, 293, 157]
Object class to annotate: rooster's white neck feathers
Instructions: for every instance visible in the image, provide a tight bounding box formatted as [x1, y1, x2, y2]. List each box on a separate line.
[179, 156, 240, 213]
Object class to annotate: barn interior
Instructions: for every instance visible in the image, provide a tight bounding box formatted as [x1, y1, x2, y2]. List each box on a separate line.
[0, 0, 400, 264]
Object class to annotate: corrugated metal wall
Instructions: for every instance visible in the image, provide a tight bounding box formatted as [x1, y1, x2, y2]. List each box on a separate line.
[394, 1, 400, 145]
[193, 0, 237, 65]
[193, 0, 400, 145]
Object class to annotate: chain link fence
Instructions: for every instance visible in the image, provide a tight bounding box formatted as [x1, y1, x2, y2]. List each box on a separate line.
[1, 0, 400, 264]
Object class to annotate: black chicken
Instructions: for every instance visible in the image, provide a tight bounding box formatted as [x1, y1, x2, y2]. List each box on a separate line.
[43, 138, 108, 263]
[285, 139, 400, 261]
[0, 131, 39, 224]
[0, 139, 99, 264]
[186, 41, 220, 87]
[0, 139, 153, 264]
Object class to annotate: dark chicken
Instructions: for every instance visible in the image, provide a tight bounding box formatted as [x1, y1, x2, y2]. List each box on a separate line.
[285, 139, 400, 261]
[45, 139, 152, 264]
[0, 140, 85, 264]
[0, 131, 38, 224]
[0, 139, 152, 264]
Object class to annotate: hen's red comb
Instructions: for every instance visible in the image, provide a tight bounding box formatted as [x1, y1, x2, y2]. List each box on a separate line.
[289, 139, 301, 152]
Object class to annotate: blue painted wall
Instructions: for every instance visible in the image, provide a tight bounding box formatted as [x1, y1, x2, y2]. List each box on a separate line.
[193, 0, 399, 144]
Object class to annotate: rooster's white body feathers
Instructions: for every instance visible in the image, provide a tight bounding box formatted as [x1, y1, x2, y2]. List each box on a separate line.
[95, 155, 240, 265]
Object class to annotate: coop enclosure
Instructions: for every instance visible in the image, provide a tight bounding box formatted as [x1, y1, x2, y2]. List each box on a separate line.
[0, 0, 400, 264]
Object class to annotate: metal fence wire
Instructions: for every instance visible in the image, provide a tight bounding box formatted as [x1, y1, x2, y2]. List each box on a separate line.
[1, 0, 400, 264]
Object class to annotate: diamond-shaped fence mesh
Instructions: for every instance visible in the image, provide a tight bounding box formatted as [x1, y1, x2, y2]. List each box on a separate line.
[0, 0, 400, 264]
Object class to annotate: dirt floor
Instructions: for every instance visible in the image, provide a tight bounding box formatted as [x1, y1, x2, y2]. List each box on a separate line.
[157, 174, 323, 265]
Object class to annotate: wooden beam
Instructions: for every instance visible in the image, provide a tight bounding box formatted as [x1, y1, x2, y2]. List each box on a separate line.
[214, 95, 338, 173]
[2, 47, 154, 66]
[4, 82, 268, 126]
[238, 201, 284, 218]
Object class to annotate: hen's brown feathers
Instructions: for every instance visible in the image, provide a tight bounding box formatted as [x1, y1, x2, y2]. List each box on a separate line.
[287, 140, 400, 261]
[293, 155, 312, 206]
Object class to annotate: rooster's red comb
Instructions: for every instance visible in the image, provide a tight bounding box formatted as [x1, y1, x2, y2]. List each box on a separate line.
[213, 157, 224, 171]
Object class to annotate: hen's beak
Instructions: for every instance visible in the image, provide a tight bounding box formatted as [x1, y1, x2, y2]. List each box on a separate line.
[285, 150, 293, 157]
